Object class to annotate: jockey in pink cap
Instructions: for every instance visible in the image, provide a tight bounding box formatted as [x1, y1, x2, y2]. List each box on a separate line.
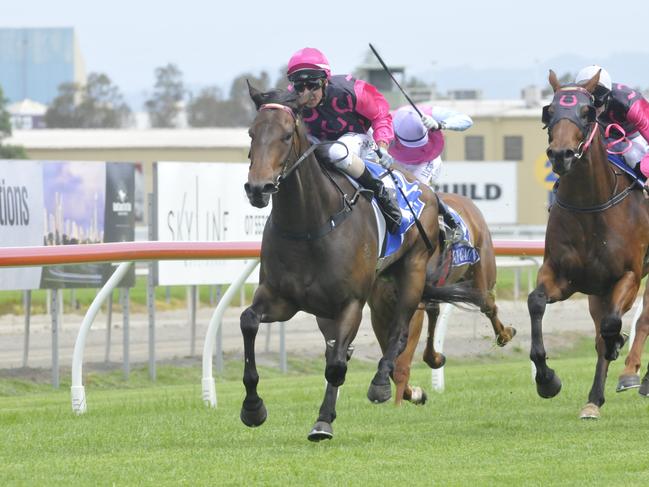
[286, 47, 402, 233]
[575, 65, 649, 194]
[388, 104, 473, 242]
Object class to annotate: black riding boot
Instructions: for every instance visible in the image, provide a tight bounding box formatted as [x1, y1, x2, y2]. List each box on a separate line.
[438, 201, 465, 244]
[357, 168, 402, 233]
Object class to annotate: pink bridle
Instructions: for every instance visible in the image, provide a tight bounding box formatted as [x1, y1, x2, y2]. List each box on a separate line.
[259, 103, 296, 120]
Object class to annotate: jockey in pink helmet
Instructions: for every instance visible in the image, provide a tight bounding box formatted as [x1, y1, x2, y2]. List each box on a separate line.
[575, 65, 649, 193]
[388, 104, 473, 243]
[286, 47, 402, 233]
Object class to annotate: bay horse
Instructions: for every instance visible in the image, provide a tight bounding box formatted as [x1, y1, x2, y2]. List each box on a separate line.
[369, 192, 516, 404]
[241, 86, 479, 441]
[528, 69, 649, 419]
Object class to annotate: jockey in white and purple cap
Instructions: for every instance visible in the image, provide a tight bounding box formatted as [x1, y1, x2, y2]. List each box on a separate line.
[388, 104, 473, 242]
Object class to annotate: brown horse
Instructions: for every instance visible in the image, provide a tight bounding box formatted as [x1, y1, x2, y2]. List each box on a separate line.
[528, 69, 649, 419]
[241, 86, 479, 441]
[369, 192, 516, 404]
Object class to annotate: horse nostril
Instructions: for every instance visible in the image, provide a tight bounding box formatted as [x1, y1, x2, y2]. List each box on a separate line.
[244, 182, 252, 195]
[565, 149, 575, 160]
[546, 148, 554, 160]
[262, 182, 277, 194]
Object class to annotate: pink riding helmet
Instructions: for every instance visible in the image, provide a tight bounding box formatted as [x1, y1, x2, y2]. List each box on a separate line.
[286, 47, 331, 80]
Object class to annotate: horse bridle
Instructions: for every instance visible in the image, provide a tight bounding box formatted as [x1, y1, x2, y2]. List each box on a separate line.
[255, 103, 367, 240]
[256, 103, 355, 185]
[254, 103, 308, 192]
[543, 87, 636, 213]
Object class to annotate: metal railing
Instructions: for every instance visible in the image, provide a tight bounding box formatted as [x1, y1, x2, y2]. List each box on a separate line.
[0, 239, 546, 413]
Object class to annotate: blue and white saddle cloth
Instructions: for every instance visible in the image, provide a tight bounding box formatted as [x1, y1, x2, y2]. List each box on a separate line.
[349, 161, 480, 264]
[364, 161, 426, 258]
[444, 205, 480, 267]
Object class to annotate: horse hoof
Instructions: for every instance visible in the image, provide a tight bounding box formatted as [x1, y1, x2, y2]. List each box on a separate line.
[536, 371, 562, 398]
[307, 421, 333, 442]
[496, 327, 517, 347]
[408, 386, 427, 405]
[367, 382, 392, 403]
[616, 374, 641, 392]
[424, 353, 446, 369]
[240, 399, 267, 427]
[579, 403, 600, 420]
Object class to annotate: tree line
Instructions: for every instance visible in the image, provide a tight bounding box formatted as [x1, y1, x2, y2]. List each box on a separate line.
[0, 85, 27, 158]
[43, 63, 287, 129]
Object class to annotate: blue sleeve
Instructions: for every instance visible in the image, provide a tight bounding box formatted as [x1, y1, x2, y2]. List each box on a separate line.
[430, 106, 473, 131]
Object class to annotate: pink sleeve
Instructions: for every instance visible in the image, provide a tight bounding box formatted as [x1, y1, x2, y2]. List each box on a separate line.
[353, 79, 394, 145]
[627, 97, 649, 143]
[639, 152, 649, 178]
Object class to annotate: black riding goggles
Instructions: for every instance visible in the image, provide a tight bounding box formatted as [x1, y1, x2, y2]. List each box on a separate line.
[592, 84, 610, 108]
[293, 79, 324, 93]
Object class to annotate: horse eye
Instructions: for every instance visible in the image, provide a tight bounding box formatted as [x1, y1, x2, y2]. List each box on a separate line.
[283, 133, 292, 142]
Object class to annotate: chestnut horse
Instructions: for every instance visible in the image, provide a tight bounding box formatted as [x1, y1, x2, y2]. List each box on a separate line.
[369, 192, 516, 404]
[528, 70, 649, 419]
[241, 86, 479, 441]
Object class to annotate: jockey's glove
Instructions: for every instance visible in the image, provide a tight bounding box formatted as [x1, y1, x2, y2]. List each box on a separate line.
[421, 114, 440, 131]
[377, 149, 394, 169]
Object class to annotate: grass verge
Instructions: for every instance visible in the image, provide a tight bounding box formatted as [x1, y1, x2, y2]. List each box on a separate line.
[2, 344, 649, 486]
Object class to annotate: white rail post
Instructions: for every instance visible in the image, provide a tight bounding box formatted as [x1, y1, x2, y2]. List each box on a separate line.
[121, 287, 130, 379]
[431, 303, 454, 392]
[629, 296, 643, 351]
[71, 262, 133, 414]
[279, 321, 287, 373]
[22, 290, 31, 368]
[104, 290, 113, 363]
[51, 289, 60, 388]
[201, 259, 259, 408]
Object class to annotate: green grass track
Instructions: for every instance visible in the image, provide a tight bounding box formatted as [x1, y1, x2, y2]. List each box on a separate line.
[2, 349, 649, 486]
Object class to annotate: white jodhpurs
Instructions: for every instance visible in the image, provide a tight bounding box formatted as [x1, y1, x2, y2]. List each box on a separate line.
[623, 134, 649, 169]
[395, 156, 443, 186]
[310, 133, 376, 178]
[608, 132, 649, 169]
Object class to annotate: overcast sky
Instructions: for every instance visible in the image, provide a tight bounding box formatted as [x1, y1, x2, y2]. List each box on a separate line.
[4, 0, 649, 99]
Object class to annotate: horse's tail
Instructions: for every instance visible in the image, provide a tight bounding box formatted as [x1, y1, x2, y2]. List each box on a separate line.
[422, 281, 483, 308]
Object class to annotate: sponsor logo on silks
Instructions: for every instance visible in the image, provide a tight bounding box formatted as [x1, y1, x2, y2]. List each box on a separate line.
[112, 188, 132, 214]
[365, 161, 425, 258]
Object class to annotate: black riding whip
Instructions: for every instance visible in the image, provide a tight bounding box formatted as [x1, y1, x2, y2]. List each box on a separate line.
[369, 43, 435, 253]
[375, 149, 435, 253]
[368, 43, 422, 117]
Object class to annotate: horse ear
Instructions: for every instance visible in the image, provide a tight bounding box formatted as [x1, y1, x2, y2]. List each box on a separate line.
[247, 80, 264, 110]
[548, 70, 561, 93]
[582, 69, 601, 94]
